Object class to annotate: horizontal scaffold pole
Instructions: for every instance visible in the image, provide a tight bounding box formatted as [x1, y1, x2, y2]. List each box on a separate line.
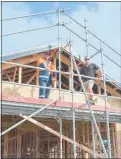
[2, 8, 69, 21]
[63, 11, 120, 57]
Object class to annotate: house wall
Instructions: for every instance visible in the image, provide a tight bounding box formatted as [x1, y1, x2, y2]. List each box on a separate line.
[2, 82, 121, 158]
[2, 119, 115, 158]
[2, 82, 112, 107]
[115, 124, 121, 158]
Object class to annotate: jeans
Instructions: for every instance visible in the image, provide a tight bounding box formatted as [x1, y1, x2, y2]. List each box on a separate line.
[39, 79, 52, 98]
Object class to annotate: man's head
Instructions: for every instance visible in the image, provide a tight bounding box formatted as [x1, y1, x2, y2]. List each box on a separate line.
[45, 52, 51, 60]
[84, 56, 90, 65]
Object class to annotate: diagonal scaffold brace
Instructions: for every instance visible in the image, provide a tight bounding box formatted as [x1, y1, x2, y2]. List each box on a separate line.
[20, 114, 104, 158]
[1, 100, 58, 136]
[67, 41, 108, 158]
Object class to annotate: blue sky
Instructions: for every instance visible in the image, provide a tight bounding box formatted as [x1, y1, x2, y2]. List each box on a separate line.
[2, 2, 121, 82]
[2, 2, 98, 16]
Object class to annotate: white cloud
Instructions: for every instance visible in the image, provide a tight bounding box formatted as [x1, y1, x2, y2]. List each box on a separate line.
[2, 2, 121, 82]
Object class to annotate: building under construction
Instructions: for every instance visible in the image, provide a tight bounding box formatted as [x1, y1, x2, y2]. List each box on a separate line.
[1, 9, 121, 158]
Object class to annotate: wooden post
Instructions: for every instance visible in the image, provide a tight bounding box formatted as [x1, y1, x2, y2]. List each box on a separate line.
[53, 55, 57, 88]
[6, 73, 12, 82]
[4, 133, 8, 158]
[87, 122, 90, 158]
[17, 128, 21, 158]
[111, 124, 116, 157]
[18, 66, 22, 83]
[115, 124, 121, 157]
[98, 85, 101, 94]
[36, 129, 40, 158]
[82, 122, 86, 158]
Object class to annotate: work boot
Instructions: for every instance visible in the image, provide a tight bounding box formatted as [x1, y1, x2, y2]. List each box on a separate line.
[89, 99, 95, 105]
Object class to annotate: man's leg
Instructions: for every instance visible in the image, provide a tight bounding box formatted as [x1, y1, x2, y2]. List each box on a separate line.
[39, 79, 48, 98]
[45, 84, 52, 98]
[83, 80, 94, 98]
[87, 80, 95, 104]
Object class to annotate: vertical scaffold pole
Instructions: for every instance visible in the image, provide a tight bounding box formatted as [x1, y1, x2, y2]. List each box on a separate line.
[91, 121, 96, 158]
[57, 9, 61, 98]
[68, 43, 108, 158]
[100, 41, 112, 158]
[84, 18, 89, 56]
[59, 117, 63, 158]
[69, 39, 77, 158]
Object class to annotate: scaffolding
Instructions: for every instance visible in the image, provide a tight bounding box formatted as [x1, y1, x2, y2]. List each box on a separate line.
[1, 8, 121, 158]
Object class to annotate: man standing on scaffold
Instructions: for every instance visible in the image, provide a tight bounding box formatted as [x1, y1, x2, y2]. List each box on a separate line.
[79, 56, 102, 105]
[37, 51, 57, 99]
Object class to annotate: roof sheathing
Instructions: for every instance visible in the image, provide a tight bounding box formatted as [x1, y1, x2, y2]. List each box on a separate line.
[2, 44, 58, 61]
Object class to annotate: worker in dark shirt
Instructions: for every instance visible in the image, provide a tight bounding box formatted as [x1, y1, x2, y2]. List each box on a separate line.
[80, 56, 102, 104]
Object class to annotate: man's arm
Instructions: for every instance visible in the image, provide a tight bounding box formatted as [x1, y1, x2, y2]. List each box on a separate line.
[94, 63, 102, 78]
[36, 57, 44, 76]
[51, 62, 57, 81]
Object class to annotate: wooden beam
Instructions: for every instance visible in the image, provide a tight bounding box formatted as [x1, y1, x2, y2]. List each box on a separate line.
[115, 124, 121, 157]
[112, 87, 118, 92]
[21, 115, 103, 158]
[2, 68, 35, 80]
[95, 80, 121, 97]
[56, 80, 68, 89]
[61, 82, 69, 89]
[26, 73, 36, 84]
[17, 128, 21, 158]
[36, 75, 39, 86]
[2, 50, 121, 96]
[57, 53, 120, 96]
[63, 73, 79, 86]
[3, 133, 8, 158]
[13, 67, 17, 82]
[2, 48, 58, 71]
[111, 124, 115, 157]
[6, 73, 12, 82]
[36, 129, 40, 158]
[18, 66, 22, 83]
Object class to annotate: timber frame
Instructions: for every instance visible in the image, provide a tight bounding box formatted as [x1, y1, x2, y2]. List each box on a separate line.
[1, 45, 121, 158]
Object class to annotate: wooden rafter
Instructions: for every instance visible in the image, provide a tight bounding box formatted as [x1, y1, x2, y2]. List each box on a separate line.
[2, 68, 35, 80]
[26, 73, 36, 84]
[95, 80, 121, 97]
[112, 87, 118, 92]
[56, 80, 69, 89]
[22, 71, 34, 79]
[6, 73, 12, 82]
[13, 67, 17, 82]
[2, 48, 121, 97]
[2, 56, 37, 71]
[2, 48, 58, 71]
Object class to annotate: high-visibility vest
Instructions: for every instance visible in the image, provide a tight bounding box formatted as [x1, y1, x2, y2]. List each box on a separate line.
[36, 57, 56, 83]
